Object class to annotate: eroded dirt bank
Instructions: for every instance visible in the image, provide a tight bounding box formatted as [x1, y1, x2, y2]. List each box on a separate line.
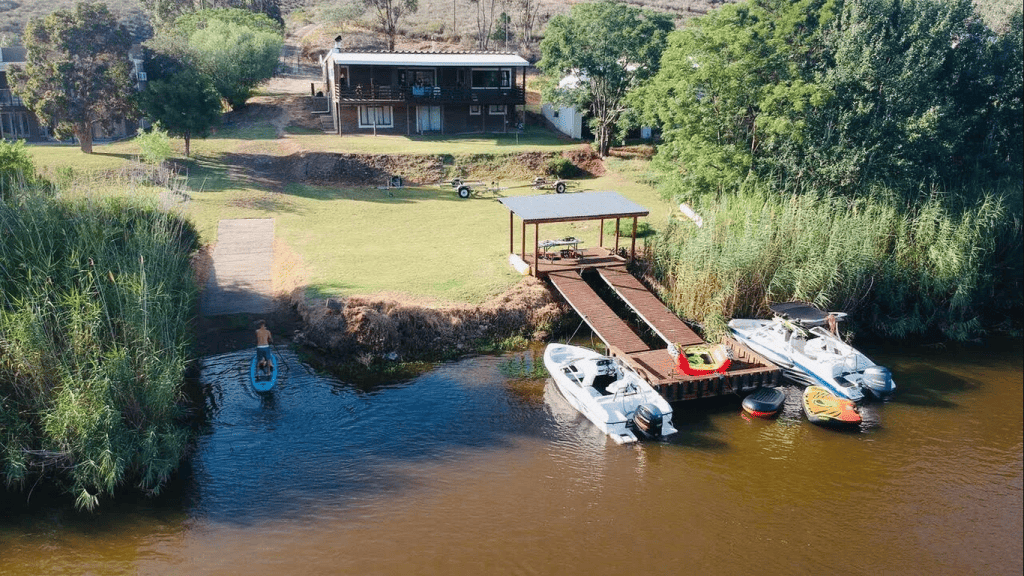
[291, 277, 570, 363]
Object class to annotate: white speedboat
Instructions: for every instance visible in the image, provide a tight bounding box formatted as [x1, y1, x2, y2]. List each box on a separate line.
[543, 343, 677, 444]
[728, 302, 895, 402]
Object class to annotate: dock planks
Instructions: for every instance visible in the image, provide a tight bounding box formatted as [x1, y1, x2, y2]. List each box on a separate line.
[548, 270, 649, 355]
[547, 267, 781, 402]
[597, 267, 704, 347]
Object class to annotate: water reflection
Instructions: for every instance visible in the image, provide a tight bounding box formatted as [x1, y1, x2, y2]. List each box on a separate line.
[0, 339, 1020, 576]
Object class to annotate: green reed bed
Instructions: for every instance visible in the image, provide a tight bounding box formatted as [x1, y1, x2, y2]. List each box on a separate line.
[649, 187, 1017, 341]
[0, 190, 199, 509]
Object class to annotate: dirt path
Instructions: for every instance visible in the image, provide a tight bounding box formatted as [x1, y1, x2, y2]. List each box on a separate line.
[201, 219, 276, 316]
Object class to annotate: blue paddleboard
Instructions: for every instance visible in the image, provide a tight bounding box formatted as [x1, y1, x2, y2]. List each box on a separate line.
[250, 351, 278, 392]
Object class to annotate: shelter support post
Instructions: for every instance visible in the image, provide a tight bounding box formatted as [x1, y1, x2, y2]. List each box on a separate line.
[521, 220, 526, 263]
[631, 217, 638, 260]
[534, 223, 540, 276]
[599, 218, 604, 248]
[509, 212, 514, 255]
[614, 217, 621, 252]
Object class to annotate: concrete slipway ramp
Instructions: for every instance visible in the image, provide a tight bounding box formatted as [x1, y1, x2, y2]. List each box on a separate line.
[201, 218, 275, 316]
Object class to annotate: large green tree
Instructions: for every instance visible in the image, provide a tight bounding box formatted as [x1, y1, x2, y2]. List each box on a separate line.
[633, 0, 835, 194]
[9, 2, 136, 154]
[538, 1, 674, 157]
[138, 68, 222, 157]
[150, 7, 282, 110]
[635, 0, 1022, 197]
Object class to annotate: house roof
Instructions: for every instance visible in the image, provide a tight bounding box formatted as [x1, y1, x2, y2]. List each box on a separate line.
[325, 51, 529, 68]
[498, 191, 649, 224]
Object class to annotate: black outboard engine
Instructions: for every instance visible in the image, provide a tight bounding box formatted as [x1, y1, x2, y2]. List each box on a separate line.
[862, 366, 894, 399]
[631, 404, 664, 438]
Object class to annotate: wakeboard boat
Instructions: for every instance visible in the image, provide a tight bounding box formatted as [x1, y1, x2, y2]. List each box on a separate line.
[728, 302, 895, 402]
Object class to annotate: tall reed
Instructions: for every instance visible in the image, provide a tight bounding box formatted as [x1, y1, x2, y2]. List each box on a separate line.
[0, 189, 199, 509]
[649, 185, 1017, 341]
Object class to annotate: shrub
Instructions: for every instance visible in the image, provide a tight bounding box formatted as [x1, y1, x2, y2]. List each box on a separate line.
[0, 139, 36, 200]
[546, 157, 579, 179]
[135, 123, 174, 165]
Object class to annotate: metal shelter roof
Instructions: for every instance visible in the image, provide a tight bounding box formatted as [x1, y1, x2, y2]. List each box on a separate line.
[498, 191, 649, 224]
[326, 51, 529, 68]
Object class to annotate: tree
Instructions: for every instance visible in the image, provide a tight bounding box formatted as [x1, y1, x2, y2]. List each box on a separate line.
[508, 0, 540, 55]
[9, 2, 136, 154]
[365, 0, 418, 51]
[471, 0, 501, 51]
[138, 69, 222, 157]
[632, 0, 832, 194]
[152, 8, 281, 110]
[538, 1, 674, 157]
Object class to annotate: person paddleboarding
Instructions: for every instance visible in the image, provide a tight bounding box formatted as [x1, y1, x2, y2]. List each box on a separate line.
[255, 320, 273, 376]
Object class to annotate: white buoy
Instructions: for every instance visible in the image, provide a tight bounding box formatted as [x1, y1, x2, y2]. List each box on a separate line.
[679, 203, 704, 227]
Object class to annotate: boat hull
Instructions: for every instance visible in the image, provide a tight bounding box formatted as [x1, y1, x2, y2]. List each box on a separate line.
[544, 343, 676, 444]
[729, 318, 873, 402]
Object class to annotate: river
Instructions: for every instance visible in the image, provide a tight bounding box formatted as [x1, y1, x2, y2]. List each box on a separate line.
[1, 338, 1021, 575]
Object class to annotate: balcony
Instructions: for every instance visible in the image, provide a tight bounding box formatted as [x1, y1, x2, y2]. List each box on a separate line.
[333, 84, 525, 105]
[0, 89, 24, 108]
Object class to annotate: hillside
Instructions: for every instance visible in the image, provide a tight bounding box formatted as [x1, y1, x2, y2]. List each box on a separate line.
[4, 1, 1018, 49]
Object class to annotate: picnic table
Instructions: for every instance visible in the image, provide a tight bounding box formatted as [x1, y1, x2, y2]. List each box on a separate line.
[538, 237, 583, 260]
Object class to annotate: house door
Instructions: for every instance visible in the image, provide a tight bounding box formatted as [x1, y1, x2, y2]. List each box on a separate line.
[417, 106, 442, 132]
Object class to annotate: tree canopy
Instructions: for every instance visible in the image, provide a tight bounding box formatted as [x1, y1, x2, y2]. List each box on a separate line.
[9, 2, 136, 154]
[633, 0, 1023, 198]
[538, 1, 674, 157]
[138, 68, 222, 157]
[147, 7, 282, 110]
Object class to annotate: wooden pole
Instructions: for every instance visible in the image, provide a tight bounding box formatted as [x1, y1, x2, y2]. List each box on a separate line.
[631, 217, 638, 260]
[509, 211, 514, 255]
[614, 217, 621, 252]
[599, 218, 604, 248]
[534, 223, 540, 277]
[520, 219, 526, 263]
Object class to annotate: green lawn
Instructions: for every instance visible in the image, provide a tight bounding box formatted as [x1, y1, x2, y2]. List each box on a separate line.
[26, 131, 673, 304]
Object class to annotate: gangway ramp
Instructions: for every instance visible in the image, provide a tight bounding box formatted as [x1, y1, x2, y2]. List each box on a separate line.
[597, 267, 704, 347]
[548, 270, 649, 355]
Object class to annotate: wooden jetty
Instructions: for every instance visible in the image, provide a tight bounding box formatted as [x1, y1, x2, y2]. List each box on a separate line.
[498, 192, 779, 401]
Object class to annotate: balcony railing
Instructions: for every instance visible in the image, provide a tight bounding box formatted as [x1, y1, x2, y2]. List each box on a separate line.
[333, 84, 525, 105]
[0, 89, 24, 108]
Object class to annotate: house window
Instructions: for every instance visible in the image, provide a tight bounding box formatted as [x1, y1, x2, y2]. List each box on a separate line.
[488, 105, 507, 116]
[0, 112, 30, 138]
[469, 105, 481, 116]
[358, 106, 393, 128]
[472, 68, 512, 89]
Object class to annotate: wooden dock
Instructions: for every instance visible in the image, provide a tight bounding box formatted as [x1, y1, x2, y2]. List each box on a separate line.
[549, 267, 779, 402]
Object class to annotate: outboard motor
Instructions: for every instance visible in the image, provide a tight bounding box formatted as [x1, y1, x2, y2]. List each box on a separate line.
[862, 366, 895, 399]
[631, 404, 664, 438]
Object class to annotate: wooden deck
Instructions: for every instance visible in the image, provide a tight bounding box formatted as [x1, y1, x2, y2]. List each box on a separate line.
[548, 271, 649, 354]
[547, 267, 780, 402]
[525, 247, 629, 277]
[597, 267, 704, 347]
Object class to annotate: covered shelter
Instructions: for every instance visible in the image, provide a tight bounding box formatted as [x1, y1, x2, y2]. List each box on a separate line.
[497, 191, 649, 277]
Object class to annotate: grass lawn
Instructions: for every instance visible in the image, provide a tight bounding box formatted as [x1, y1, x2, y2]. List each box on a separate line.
[25, 130, 674, 304]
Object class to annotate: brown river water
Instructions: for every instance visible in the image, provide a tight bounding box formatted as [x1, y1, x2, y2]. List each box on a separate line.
[1, 337, 1021, 575]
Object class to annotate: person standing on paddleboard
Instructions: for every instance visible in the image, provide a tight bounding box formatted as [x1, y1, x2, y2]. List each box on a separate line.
[255, 320, 273, 375]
